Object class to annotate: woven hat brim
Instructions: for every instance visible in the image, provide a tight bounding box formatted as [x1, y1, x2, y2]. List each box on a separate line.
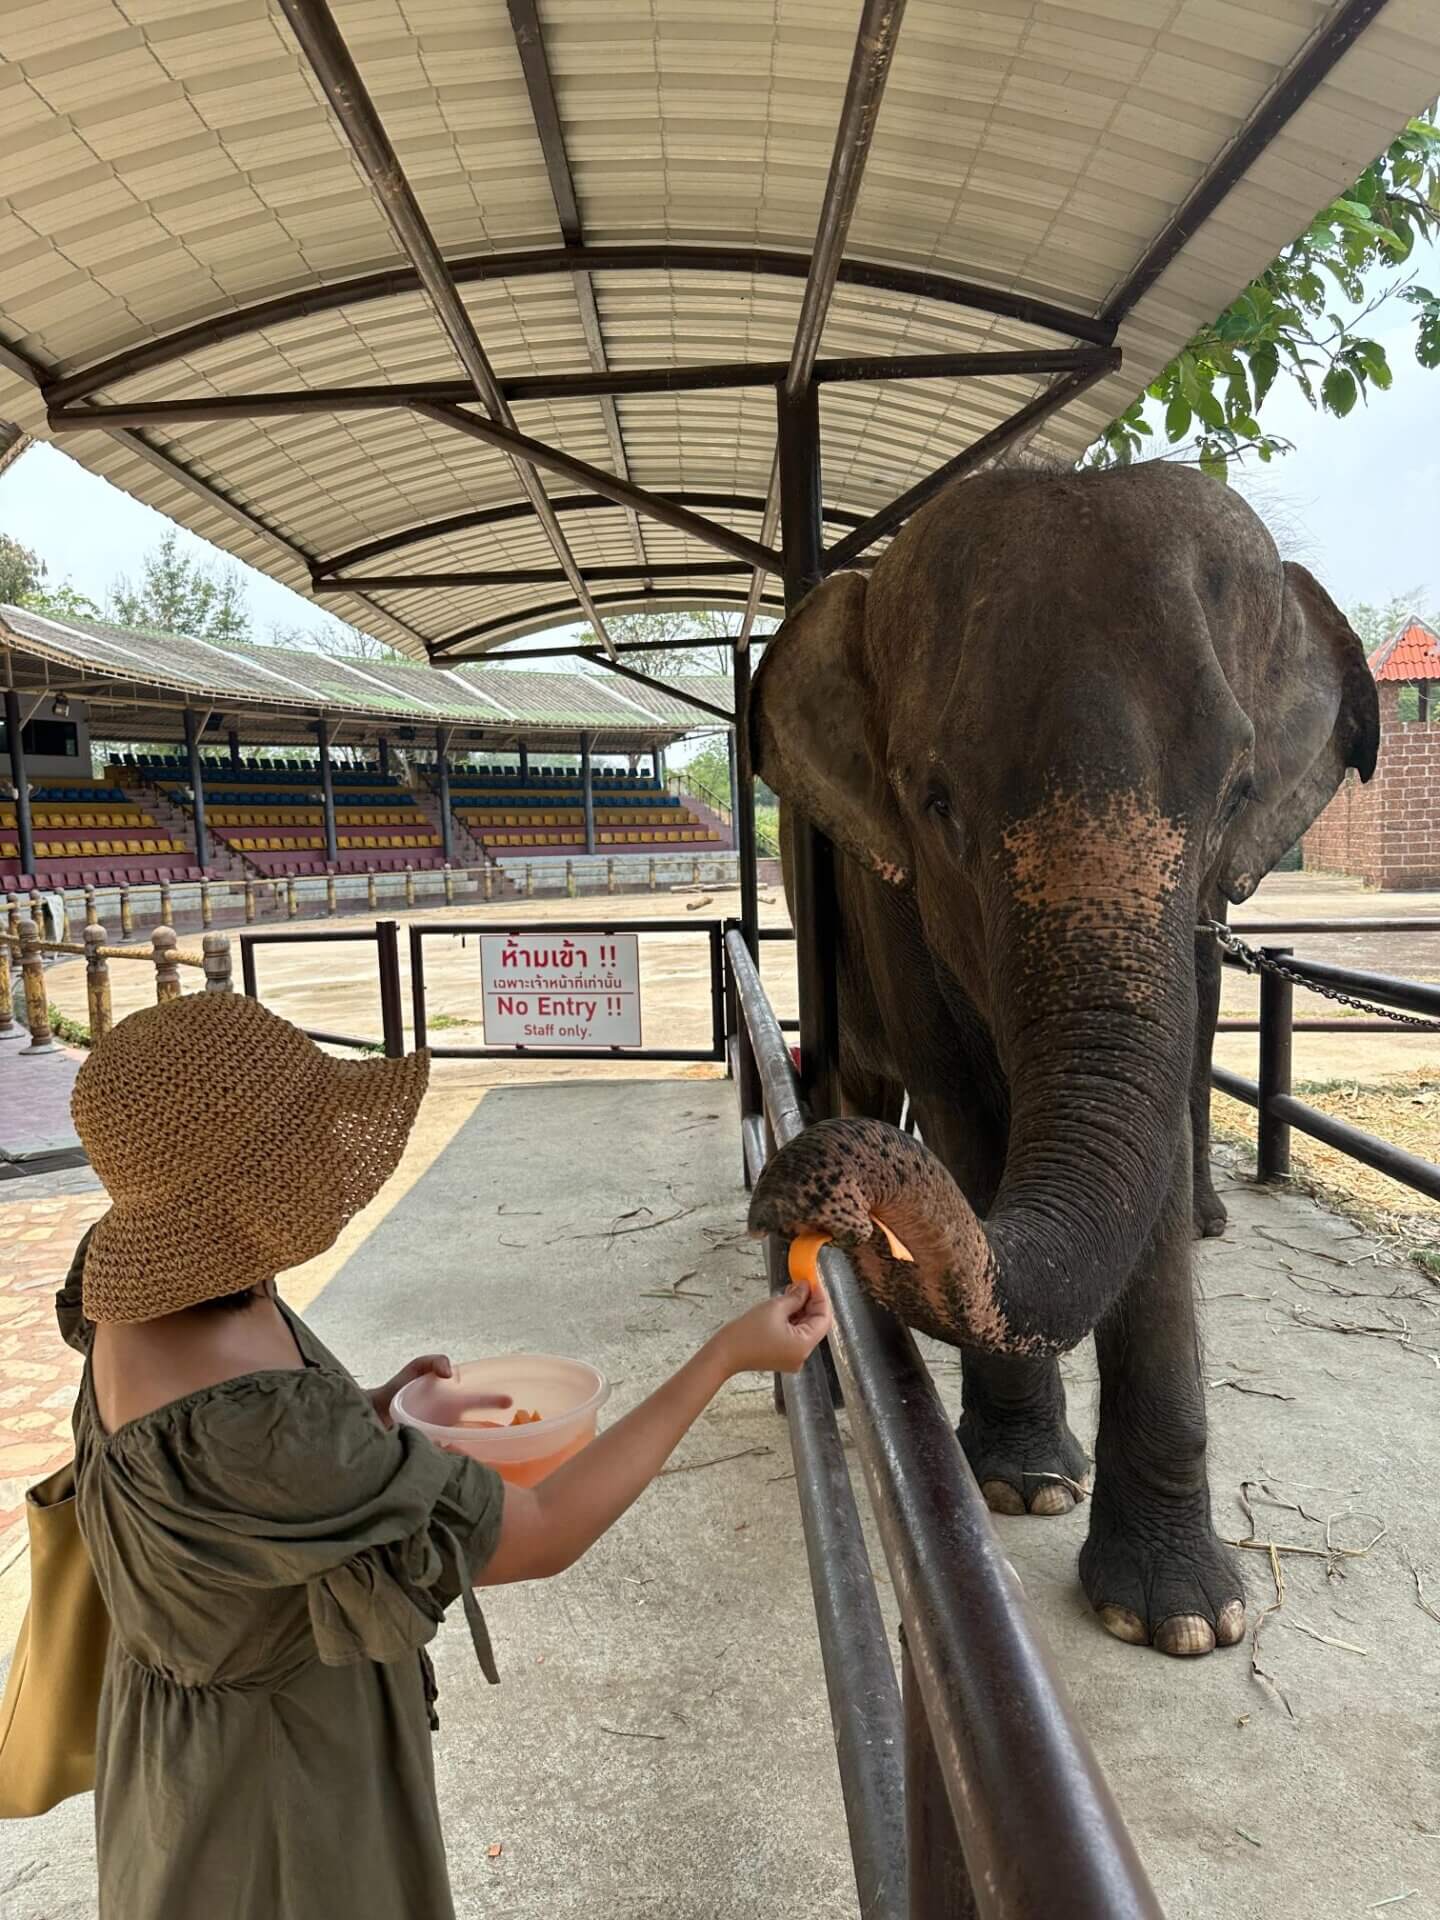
[82, 1046, 430, 1323]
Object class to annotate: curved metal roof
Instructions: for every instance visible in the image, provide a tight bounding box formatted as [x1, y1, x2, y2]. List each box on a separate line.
[1, 0, 1437, 660]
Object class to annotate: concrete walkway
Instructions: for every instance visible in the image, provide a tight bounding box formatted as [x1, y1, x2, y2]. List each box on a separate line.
[1, 1080, 1437, 1918]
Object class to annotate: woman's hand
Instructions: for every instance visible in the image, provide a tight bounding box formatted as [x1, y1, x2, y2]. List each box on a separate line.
[366, 1354, 512, 1428]
[707, 1283, 833, 1379]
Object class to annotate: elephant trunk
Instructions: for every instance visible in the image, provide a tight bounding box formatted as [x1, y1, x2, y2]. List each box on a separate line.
[749, 925, 1197, 1358]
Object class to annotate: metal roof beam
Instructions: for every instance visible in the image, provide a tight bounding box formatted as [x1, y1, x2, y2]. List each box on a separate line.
[431, 589, 788, 659]
[276, 0, 615, 655]
[1104, 0, 1391, 327]
[413, 400, 783, 574]
[740, 0, 908, 650]
[313, 492, 867, 577]
[44, 347, 1117, 432]
[321, 562, 751, 591]
[45, 247, 1113, 410]
[577, 653, 734, 725]
[824, 363, 1111, 569]
[505, 0, 650, 581]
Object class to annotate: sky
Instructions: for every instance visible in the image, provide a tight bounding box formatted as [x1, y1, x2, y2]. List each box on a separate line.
[1, 238, 1438, 645]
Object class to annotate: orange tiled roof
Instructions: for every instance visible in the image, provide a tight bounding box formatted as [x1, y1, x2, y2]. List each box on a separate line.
[1368, 616, 1440, 682]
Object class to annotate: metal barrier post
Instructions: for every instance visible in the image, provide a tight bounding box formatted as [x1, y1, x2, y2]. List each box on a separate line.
[1257, 946, 1293, 1183]
[692, 857, 701, 886]
[606, 856, 615, 895]
[84, 885, 98, 928]
[648, 856, 657, 893]
[483, 864, 494, 903]
[367, 871, 379, 912]
[84, 924, 113, 1043]
[18, 919, 56, 1053]
[200, 879, 213, 928]
[151, 926, 181, 1002]
[287, 878, 299, 920]
[159, 879, 173, 926]
[404, 863, 416, 909]
[708, 922, 727, 1065]
[326, 874, 338, 915]
[244, 877, 257, 924]
[376, 920, 405, 1057]
[565, 859, 575, 898]
[408, 924, 428, 1048]
[525, 863, 534, 898]
[203, 931, 233, 993]
[444, 868, 456, 905]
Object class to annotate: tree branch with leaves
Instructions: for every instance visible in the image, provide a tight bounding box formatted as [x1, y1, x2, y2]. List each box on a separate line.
[1090, 112, 1440, 480]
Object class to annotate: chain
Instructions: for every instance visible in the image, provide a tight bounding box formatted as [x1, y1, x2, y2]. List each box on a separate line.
[1197, 919, 1440, 1031]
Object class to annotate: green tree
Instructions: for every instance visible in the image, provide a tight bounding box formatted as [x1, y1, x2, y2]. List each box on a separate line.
[24, 579, 101, 621]
[109, 530, 249, 644]
[0, 532, 42, 603]
[1091, 112, 1440, 480]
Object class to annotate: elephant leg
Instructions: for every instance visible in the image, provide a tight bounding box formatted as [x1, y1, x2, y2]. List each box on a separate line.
[1191, 904, 1227, 1238]
[1079, 1176, 1246, 1657]
[958, 1350, 1090, 1517]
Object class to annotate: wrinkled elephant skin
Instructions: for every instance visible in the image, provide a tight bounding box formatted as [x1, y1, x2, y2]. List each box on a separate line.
[747, 463, 1378, 1657]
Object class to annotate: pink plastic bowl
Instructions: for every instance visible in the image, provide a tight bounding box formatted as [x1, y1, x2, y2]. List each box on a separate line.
[392, 1354, 610, 1486]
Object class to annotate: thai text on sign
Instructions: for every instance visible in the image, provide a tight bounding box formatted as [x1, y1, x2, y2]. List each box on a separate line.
[478, 932, 643, 1048]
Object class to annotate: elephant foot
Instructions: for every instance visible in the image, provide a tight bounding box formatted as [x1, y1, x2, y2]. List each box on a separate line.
[1192, 1182, 1228, 1240]
[1079, 1493, 1245, 1657]
[958, 1402, 1090, 1518]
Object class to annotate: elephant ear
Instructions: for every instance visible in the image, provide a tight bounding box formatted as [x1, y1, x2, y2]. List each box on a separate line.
[750, 569, 912, 888]
[1221, 561, 1380, 903]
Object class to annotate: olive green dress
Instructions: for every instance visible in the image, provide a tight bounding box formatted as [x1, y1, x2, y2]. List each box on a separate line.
[57, 1241, 505, 1920]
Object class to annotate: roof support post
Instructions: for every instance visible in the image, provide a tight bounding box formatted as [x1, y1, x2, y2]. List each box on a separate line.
[276, 0, 614, 654]
[227, 729, 242, 772]
[435, 726, 454, 865]
[731, 641, 760, 957]
[778, 381, 841, 1123]
[316, 716, 338, 867]
[378, 735, 390, 780]
[580, 733, 596, 857]
[184, 706, 209, 872]
[3, 685, 35, 880]
[518, 743, 529, 786]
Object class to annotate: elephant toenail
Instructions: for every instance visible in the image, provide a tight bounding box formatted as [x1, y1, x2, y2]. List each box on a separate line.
[1097, 1605, 1149, 1646]
[1215, 1600, 1247, 1646]
[1028, 1483, 1075, 1516]
[980, 1479, 1027, 1516]
[1154, 1614, 1216, 1658]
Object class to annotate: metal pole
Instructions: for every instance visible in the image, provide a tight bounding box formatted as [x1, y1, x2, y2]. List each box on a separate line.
[903, 1629, 978, 1919]
[1257, 947, 1294, 1183]
[228, 728, 242, 772]
[580, 732, 596, 856]
[244, 877, 257, 923]
[376, 920, 404, 1057]
[183, 706, 209, 870]
[732, 646, 761, 954]
[4, 688, 35, 879]
[378, 734, 390, 779]
[367, 871, 378, 911]
[316, 716, 338, 866]
[777, 380, 841, 1120]
[518, 742, 529, 785]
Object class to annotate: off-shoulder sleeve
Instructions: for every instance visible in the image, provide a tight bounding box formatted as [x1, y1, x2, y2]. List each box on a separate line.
[98, 1367, 506, 1681]
[54, 1225, 97, 1353]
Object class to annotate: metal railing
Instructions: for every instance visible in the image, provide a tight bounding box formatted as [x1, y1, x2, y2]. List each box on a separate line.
[238, 921, 405, 1057]
[726, 928, 1164, 1920]
[1207, 919, 1440, 1201]
[406, 917, 727, 1062]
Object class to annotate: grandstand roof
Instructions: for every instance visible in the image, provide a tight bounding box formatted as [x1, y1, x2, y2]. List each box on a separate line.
[1, 3, 1437, 661]
[0, 603, 730, 749]
[1369, 614, 1440, 682]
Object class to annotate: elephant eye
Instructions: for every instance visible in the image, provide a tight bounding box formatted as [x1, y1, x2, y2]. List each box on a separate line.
[924, 786, 951, 820]
[1222, 776, 1256, 825]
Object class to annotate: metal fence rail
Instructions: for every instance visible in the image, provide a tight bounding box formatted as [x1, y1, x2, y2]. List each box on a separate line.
[238, 920, 405, 1057]
[726, 928, 1164, 1920]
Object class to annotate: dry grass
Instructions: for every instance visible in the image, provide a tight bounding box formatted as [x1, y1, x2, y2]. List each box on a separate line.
[1214, 1068, 1440, 1254]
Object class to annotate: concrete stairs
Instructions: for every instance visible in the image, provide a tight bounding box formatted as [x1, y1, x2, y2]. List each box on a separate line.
[411, 787, 518, 894]
[133, 780, 252, 880]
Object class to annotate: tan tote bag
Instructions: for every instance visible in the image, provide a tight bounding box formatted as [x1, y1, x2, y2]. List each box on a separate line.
[0, 1462, 110, 1818]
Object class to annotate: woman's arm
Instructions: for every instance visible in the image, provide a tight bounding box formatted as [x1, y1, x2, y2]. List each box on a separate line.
[477, 1283, 830, 1586]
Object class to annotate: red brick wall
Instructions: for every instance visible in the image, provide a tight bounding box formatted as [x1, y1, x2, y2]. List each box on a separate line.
[1302, 682, 1440, 889]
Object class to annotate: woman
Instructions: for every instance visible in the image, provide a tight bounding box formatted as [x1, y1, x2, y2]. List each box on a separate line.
[63, 990, 829, 1919]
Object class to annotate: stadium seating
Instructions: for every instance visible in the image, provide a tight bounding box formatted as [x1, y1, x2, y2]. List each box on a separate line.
[1, 780, 200, 889]
[129, 761, 444, 877]
[436, 766, 726, 855]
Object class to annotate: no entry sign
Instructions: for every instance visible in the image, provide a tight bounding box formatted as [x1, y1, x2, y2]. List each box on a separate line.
[478, 931, 643, 1048]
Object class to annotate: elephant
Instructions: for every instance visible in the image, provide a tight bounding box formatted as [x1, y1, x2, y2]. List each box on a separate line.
[745, 460, 1379, 1658]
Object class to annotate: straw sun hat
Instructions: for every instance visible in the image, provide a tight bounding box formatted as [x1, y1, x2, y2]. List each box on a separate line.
[71, 992, 430, 1323]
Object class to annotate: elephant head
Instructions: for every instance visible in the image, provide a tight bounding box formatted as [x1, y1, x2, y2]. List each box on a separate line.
[748, 463, 1377, 1354]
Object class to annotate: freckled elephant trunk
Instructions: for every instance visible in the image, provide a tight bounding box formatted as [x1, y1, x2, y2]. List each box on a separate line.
[750, 934, 1198, 1358]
